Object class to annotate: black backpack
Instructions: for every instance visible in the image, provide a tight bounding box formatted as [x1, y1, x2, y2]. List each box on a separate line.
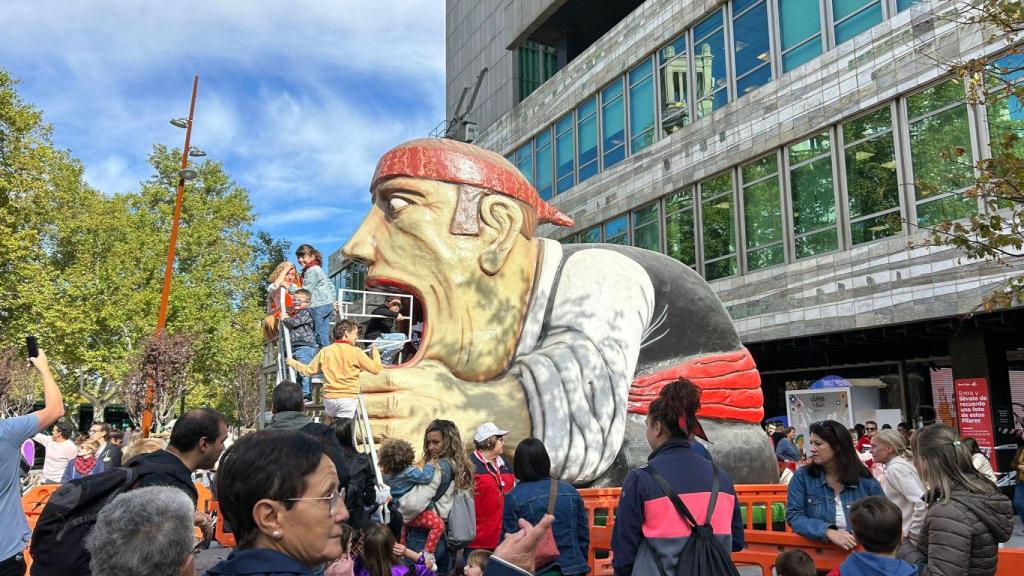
[640, 464, 741, 576]
[29, 467, 138, 576]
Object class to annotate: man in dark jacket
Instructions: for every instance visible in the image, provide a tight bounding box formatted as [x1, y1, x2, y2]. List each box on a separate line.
[125, 407, 228, 540]
[266, 381, 350, 490]
[88, 422, 122, 468]
[127, 407, 228, 505]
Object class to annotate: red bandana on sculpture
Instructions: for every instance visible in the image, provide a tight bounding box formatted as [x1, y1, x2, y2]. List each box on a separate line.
[371, 138, 575, 227]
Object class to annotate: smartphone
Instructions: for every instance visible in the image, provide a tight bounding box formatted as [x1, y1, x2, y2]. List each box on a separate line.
[26, 335, 39, 359]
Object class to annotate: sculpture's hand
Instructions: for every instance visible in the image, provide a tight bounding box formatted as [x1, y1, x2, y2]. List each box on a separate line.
[359, 359, 530, 446]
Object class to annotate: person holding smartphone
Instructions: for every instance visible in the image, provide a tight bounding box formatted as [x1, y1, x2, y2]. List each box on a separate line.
[1, 344, 65, 576]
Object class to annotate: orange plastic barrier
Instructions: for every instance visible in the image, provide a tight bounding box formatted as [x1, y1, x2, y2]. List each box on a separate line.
[998, 548, 1024, 576]
[579, 484, 1024, 575]
[211, 501, 237, 547]
[194, 481, 214, 540]
[21, 484, 60, 575]
[21, 484, 59, 532]
[579, 488, 619, 576]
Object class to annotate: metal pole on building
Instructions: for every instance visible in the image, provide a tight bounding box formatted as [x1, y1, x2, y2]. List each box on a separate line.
[141, 75, 199, 437]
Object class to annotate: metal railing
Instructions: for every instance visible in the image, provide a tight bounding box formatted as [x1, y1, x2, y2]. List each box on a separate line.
[338, 289, 416, 364]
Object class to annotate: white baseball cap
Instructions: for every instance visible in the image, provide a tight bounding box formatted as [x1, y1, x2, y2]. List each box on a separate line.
[473, 422, 509, 443]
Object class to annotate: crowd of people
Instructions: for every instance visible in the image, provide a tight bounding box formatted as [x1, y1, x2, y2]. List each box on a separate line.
[4, 345, 1024, 576]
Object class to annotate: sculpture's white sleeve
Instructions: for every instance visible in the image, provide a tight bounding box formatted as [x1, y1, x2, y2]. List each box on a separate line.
[512, 248, 654, 484]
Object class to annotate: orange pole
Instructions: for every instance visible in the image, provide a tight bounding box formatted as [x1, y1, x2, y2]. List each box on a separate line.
[142, 75, 199, 437]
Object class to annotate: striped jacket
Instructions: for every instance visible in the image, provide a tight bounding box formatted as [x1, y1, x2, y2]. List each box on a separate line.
[611, 438, 744, 575]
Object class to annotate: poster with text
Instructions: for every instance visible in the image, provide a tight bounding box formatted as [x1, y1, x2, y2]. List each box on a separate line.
[955, 378, 997, 470]
[786, 389, 852, 460]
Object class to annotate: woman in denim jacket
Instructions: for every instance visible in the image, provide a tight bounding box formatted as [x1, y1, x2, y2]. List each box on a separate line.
[501, 438, 589, 575]
[786, 420, 883, 550]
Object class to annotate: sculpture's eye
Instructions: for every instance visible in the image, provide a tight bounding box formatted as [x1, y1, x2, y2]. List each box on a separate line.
[387, 196, 410, 215]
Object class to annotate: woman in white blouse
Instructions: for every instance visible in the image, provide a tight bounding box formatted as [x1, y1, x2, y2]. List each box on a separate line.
[963, 437, 997, 483]
[870, 429, 927, 540]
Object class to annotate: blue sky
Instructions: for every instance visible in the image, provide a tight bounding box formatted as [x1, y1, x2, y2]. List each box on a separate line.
[0, 1, 446, 257]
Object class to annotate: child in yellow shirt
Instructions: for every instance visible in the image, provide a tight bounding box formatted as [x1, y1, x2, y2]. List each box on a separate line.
[288, 319, 382, 422]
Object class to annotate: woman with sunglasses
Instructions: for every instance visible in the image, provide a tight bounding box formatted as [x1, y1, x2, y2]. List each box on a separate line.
[207, 430, 350, 576]
[785, 420, 883, 550]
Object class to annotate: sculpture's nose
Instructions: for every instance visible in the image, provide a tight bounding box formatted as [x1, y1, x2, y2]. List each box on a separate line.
[341, 208, 381, 266]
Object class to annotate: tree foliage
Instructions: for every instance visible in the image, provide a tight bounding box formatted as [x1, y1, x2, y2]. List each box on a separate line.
[0, 66, 284, 424]
[910, 3, 1024, 312]
[121, 332, 196, 429]
[0, 347, 36, 417]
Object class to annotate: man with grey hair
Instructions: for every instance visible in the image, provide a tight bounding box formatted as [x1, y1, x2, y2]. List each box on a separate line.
[85, 486, 195, 576]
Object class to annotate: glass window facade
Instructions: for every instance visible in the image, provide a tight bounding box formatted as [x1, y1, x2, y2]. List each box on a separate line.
[524, 1, 1008, 282]
[908, 80, 977, 226]
[580, 225, 601, 243]
[629, 59, 656, 154]
[602, 80, 627, 169]
[779, 0, 823, 72]
[665, 188, 697, 267]
[694, 9, 729, 119]
[742, 154, 785, 270]
[604, 215, 629, 245]
[701, 172, 737, 280]
[516, 140, 534, 186]
[555, 114, 575, 194]
[832, 0, 883, 46]
[987, 53, 1024, 155]
[632, 203, 661, 252]
[789, 132, 839, 259]
[508, 0, 935, 191]
[732, 0, 772, 96]
[518, 41, 559, 102]
[577, 97, 599, 182]
[535, 129, 554, 201]
[659, 34, 690, 135]
[842, 106, 902, 244]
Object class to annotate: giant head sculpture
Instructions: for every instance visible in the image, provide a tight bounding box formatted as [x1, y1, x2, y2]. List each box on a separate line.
[343, 138, 776, 485]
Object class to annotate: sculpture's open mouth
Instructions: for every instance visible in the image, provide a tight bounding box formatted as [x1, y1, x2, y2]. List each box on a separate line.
[364, 277, 426, 368]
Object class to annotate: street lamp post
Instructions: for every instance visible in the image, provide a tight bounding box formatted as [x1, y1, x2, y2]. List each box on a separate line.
[141, 75, 200, 437]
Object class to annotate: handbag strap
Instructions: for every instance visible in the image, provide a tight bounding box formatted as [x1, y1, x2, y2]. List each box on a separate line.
[428, 460, 453, 512]
[547, 477, 558, 515]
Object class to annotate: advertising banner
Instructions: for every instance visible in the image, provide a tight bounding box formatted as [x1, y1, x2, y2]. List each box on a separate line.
[786, 389, 853, 459]
[955, 378, 996, 470]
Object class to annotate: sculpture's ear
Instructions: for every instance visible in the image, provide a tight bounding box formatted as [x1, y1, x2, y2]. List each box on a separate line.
[478, 195, 524, 276]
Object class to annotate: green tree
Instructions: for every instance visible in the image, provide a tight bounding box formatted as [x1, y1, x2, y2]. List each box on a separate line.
[911, 3, 1024, 311]
[1, 67, 284, 422]
[0, 67, 94, 363]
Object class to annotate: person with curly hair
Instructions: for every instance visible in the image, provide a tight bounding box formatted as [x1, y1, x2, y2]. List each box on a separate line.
[380, 439, 443, 568]
[611, 378, 744, 575]
[400, 420, 476, 575]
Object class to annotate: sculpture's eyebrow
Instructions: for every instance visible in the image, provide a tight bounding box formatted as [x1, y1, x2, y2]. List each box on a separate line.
[372, 182, 428, 203]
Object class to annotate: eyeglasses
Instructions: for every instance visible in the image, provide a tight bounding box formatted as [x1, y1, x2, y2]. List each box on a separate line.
[89, 428, 103, 434]
[281, 488, 346, 516]
[865, 427, 877, 431]
[495, 436, 505, 441]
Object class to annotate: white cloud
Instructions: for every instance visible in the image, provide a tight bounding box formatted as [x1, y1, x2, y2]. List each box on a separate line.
[0, 0, 446, 253]
[85, 155, 140, 195]
[1, 2, 445, 80]
[257, 206, 355, 227]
